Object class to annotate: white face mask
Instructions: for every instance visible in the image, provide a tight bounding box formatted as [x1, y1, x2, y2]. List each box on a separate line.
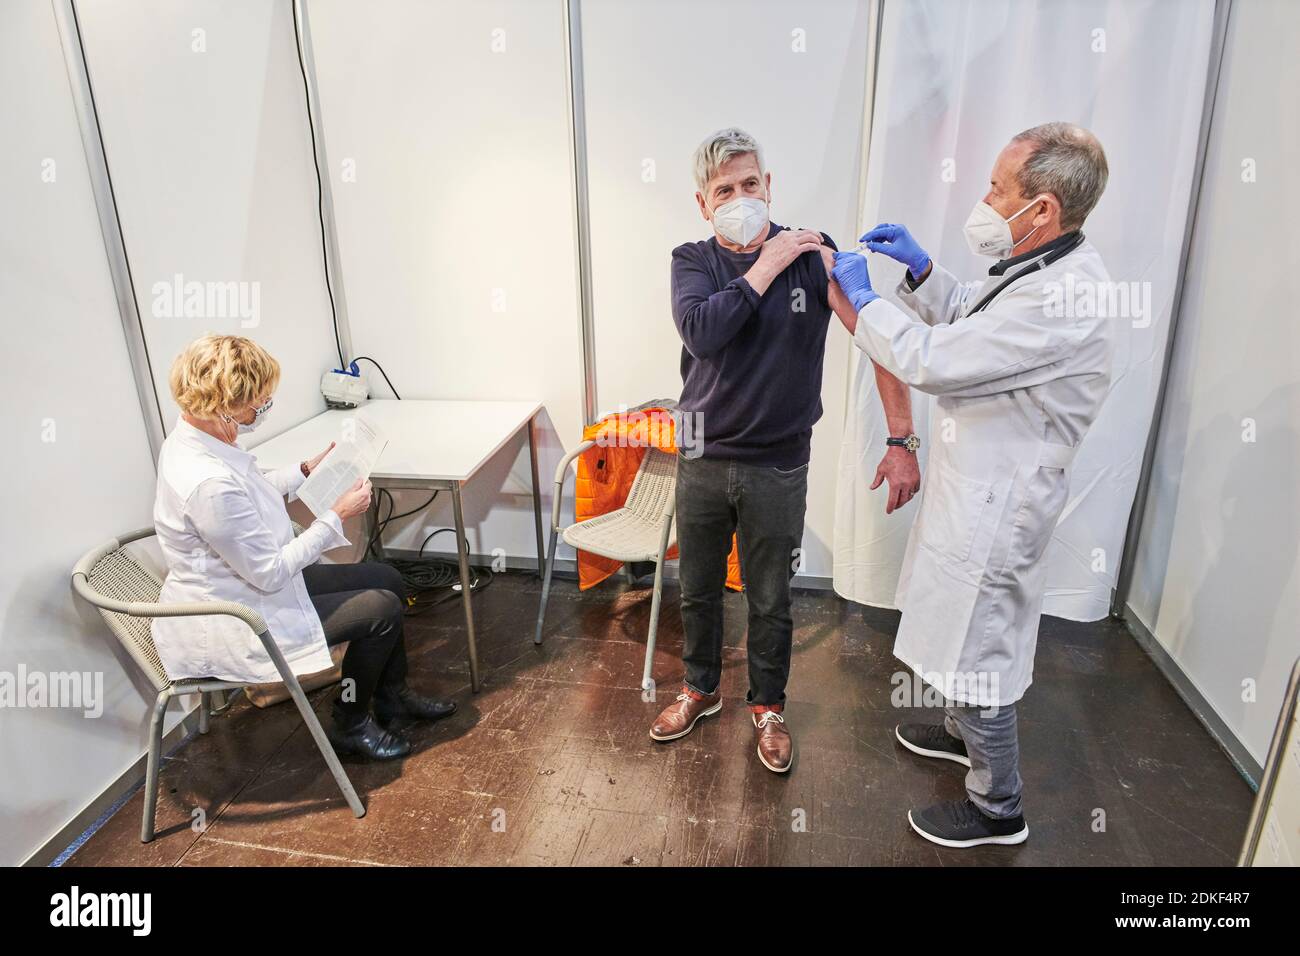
[710, 195, 770, 248]
[963, 196, 1042, 258]
[226, 398, 273, 436]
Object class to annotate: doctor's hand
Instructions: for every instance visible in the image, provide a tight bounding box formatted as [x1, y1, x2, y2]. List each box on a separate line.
[859, 223, 931, 280]
[331, 478, 373, 522]
[303, 442, 336, 476]
[872, 447, 920, 514]
[831, 251, 879, 311]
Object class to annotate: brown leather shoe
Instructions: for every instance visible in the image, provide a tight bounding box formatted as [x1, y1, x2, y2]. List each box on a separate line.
[752, 708, 792, 773]
[650, 688, 722, 742]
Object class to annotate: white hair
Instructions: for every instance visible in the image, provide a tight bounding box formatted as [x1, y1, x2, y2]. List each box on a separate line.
[692, 127, 765, 195]
[1011, 122, 1109, 230]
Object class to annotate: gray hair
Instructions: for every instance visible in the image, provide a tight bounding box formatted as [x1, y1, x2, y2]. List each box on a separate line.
[1011, 122, 1108, 231]
[692, 127, 765, 195]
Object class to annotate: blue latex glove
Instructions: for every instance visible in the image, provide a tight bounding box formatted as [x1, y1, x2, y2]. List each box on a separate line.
[831, 251, 878, 312]
[859, 222, 930, 279]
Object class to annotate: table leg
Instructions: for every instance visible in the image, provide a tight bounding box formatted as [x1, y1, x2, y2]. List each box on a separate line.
[528, 416, 545, 579]
[451, 482, 481, 693]
[366, 491, 384, 561]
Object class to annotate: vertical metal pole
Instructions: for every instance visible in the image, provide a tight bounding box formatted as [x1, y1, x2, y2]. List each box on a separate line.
[528, 417, 546, 578]
[451, 483, 481, 692]
[852, 0, 886, 242]
[52, 0, 167, 459]
[292, 0, 355, 367]
[563, 0, 598, 426]
[1237, 658, 1300, 865]
[1111, 0, 1234, 616]
[841, 0, 886, 420]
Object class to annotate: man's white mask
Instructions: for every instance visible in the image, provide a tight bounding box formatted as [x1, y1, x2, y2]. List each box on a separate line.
[711, 195, 770, 247]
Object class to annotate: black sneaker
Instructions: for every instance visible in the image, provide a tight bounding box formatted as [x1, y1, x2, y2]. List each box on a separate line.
[908, 798, 1028, 848]
[895, 722, 971, 767]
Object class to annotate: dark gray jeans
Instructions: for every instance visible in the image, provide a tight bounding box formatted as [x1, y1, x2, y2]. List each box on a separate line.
[676, 454, 808, 706]
[945, 701, 1024, 819]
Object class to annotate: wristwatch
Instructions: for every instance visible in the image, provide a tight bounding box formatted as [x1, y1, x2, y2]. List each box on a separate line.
[887, 434, 921, 454]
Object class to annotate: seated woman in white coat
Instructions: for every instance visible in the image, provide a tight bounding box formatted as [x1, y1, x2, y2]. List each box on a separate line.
[152, 334, 455, 762]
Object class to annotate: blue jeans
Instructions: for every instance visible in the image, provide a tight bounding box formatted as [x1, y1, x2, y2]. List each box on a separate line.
[675, 454, 808, 706]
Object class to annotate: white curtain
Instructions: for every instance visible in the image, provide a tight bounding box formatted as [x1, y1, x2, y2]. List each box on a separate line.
[834, 0, 1215, 620]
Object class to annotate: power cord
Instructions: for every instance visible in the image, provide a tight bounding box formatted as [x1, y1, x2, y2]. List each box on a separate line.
[292, 8, 495, 606]
[291, 0, 345, 370]
[291, 5, 405, 405]
[365, 488, 493, 616]
[351, 355, 401, 399]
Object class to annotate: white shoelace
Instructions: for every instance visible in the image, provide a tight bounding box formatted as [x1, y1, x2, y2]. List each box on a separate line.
[756, 711, 785, 728]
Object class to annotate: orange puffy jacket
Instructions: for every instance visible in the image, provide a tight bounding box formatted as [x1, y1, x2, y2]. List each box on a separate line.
[573, 407, 743, 592]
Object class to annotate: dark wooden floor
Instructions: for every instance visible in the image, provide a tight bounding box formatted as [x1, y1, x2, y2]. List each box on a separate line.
[65, 570, 1254, 867]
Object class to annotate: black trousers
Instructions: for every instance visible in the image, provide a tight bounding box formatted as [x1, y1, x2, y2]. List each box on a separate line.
[675, 454, 809, 706]
[302, 561, 408, 718]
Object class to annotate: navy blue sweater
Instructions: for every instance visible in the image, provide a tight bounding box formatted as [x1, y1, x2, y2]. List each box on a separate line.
[670, 222, 836, 469]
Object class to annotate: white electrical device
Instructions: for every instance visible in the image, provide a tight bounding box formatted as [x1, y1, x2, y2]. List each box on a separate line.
[321, 362, 369, 409]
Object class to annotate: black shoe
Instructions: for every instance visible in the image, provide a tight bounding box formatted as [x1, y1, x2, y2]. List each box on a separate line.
[895, 722, 971, 767]
[326, 712, 411, 761]
[374, 687, 457, 729]
[908, 798, 1028, 848]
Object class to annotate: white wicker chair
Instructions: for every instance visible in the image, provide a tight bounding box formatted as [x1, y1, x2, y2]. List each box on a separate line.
[71, 528, 365, 842]
[534, 442, 677, 691]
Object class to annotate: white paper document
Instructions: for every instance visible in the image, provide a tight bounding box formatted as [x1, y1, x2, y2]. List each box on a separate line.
[296, 416, 388, 519]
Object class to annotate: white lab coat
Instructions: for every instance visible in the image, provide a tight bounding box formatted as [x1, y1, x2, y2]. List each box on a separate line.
[851, 240, 1114, 706]
[151, 418, 349, 684]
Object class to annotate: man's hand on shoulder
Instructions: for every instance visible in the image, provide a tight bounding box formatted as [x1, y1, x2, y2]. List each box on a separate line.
[745, 228, 823, 296]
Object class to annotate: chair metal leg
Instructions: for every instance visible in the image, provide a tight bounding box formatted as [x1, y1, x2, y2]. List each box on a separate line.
[283, 677, 365, 819]
[534, 525, 560, 645]
[198, 692, 211, 734]
[642, 517, 675, 693]
[643, 555, 666, 693]
[141, 690, 170, 843]
[209, 687, 239, 715]
[253, 627, 366, 819]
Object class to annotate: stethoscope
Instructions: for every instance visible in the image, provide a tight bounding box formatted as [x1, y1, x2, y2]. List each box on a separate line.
[965, 231, 1086, 316]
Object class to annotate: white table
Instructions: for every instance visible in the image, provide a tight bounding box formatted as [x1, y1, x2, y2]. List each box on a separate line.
[250, 399, 546, 692]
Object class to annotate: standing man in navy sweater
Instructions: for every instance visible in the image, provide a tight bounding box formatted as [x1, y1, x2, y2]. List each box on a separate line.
[650, 128, 920, 772]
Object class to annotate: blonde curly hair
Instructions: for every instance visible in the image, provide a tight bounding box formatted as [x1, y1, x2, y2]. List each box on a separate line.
[169, 334, 281, 419]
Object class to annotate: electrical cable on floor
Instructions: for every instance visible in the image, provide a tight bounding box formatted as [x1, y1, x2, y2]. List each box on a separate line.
[365, 488, 493, 616]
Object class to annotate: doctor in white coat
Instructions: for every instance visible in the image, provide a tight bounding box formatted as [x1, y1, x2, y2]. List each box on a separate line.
[153, 334, 456, 763]
[830, 123, 1113, 848]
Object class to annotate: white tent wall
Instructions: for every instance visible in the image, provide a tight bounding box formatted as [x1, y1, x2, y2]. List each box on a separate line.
[0, 0, 168, 867]
[72, 0, 341, 444]
[303, 0, 583, 566]
[5, 0, 1292, 865]
[1125, 0, 1300, 766]
[834, 0, 1215, 619]
[580, 0, 874, 580]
